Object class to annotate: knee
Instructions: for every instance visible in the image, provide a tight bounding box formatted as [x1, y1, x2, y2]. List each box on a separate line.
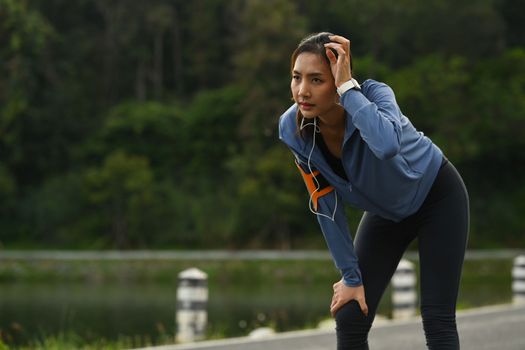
[421, 304, 457, 331]
[421, 305, 459, 349]
[336, 300, 372, 328]
[335, 300, 373, 349]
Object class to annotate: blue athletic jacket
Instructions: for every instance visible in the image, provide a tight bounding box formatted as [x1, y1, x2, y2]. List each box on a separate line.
[278, 79, 443, 287]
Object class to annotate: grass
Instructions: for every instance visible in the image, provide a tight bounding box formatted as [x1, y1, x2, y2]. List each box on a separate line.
[458, 258, 514, 308]
[0, 332, 155, 350]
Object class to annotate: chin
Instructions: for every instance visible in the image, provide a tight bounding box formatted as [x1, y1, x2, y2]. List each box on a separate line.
[299, 110, 317, 119]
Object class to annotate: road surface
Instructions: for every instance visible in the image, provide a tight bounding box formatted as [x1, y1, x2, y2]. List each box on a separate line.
[136, 304, 525, 350]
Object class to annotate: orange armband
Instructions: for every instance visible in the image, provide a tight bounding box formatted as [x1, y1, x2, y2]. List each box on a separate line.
[295, 160, 334, 211]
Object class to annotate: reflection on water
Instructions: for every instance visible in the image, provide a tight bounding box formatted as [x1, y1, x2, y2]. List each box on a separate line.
[0, 282, 176, 345]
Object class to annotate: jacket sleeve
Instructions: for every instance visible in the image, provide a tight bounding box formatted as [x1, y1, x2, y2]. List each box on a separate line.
[316, 192, 363, 286]
[340, 81, 403, 160]
[293, 152, 362, 287]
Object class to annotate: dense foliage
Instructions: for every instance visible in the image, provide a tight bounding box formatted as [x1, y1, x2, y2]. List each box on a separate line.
[1, 0, 524, 249]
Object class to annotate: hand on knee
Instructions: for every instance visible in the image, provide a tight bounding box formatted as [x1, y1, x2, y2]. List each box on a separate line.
[331, 279, 369, 317]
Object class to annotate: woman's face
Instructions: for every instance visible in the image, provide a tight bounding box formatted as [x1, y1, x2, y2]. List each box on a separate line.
[291, 52, 338, 119]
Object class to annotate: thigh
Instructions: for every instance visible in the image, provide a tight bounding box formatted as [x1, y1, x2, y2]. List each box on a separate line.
[417, 162, 470, 309]
[353, 212, 418, 317]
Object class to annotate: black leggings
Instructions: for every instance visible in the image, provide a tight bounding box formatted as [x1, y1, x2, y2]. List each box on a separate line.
[336, 159, 469, 349]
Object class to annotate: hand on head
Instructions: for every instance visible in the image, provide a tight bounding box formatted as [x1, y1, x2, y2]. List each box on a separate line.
[323, 35, 353, 88]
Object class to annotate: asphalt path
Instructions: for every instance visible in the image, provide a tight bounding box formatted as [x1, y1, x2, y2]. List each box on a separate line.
[137, 304, 525, 350]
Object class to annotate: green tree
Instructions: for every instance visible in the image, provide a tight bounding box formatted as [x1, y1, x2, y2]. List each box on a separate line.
[20, 171, 87, 248]
[468, 48, 525, 159]
[87, 100, 185, 177]
[228, 145, 311, 248]
[229, 0, 307, 147]
[0, 163, 16, 245]
[0, 0, 53, 180]
[84, 150, 157, 248]
[0, 0, 524, 249]
[388, 54, 474, 160]
[182, 85, 245, 179]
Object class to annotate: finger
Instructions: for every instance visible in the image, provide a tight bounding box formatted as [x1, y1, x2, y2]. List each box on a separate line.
[330, 302, 337, 316]
[330, 300, 342, 317]
[330, 300, 336, 311]
[325, 48, 337, 66]
[324, 42, 343, 51]
[324, 43, 346, 58]
[330, 294, 338, 308]
[357, 298, 369, 317]
[328, 35, 350, 46]
[326, 38, 350, 56]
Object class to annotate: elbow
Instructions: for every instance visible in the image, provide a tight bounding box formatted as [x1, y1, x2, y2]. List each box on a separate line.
[375, 128, 401, 159]
[369, 119, 402, 160]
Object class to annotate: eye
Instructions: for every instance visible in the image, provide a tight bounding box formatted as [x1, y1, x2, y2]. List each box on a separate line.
[292, 75, 300, 81]
[312, 78, 322, 83]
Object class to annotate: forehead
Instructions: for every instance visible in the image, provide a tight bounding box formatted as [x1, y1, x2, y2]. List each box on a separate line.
[293, 52, 330, 73]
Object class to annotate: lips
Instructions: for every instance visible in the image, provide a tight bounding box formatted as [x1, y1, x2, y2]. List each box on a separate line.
[299, 102, 315, 110]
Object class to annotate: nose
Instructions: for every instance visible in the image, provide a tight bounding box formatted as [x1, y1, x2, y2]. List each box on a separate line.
[298, 81, 310, 98]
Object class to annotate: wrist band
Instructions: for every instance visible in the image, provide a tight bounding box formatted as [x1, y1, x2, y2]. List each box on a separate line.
[337, 78, 361, 96]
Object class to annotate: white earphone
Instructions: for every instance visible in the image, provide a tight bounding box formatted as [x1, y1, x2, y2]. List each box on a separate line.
[299, 116, 338, 221]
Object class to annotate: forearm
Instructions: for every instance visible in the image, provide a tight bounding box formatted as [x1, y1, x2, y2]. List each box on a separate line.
[317, 193, 362, 286]
[340, 83, 403, 159]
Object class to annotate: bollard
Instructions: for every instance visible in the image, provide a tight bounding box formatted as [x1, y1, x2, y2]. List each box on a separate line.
[176, 268, 208, 343]
[512, 255, 525, 305]
[391, 259, 417, 319]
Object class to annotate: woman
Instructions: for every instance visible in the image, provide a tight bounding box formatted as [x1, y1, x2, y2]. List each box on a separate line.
[278, 32, 469, 349]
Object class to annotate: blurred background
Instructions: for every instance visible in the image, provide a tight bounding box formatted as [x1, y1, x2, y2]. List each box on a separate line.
[0, 0, 524, 348]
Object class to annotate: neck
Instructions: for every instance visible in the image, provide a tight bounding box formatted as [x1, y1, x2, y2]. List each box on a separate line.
[318, 104, 345, 132]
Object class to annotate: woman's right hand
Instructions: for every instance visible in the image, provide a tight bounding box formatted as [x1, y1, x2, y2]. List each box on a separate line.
[330, 279, 369, 317]
[324, 35, 353, 88]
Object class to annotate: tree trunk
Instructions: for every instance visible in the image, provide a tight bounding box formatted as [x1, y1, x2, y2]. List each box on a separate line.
[172, 8, 183, 95]
[153, 30, 163, 99]
[135, 60, 146, 101]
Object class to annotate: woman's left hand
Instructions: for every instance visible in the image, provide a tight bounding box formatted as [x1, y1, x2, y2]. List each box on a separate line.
[324, 35, 353, 88]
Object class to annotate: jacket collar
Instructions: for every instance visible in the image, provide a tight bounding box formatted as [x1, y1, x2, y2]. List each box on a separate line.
[280, 104, 357, 156]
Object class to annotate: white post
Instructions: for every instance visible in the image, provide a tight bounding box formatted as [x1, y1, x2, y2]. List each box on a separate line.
[176, 268, 208, 343]
[391, 259, 417, 319]
[512, 255, 525, 305]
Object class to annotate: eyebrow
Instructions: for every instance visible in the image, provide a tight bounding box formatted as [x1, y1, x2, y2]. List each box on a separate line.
[292, 70, 324, 77]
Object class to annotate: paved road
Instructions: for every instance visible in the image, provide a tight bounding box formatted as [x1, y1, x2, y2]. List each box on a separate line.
[137, 304, 525, 350]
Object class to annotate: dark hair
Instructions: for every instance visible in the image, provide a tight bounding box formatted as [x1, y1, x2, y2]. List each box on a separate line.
[291, 32, 353, 137]
[290, 32, 335, 74]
